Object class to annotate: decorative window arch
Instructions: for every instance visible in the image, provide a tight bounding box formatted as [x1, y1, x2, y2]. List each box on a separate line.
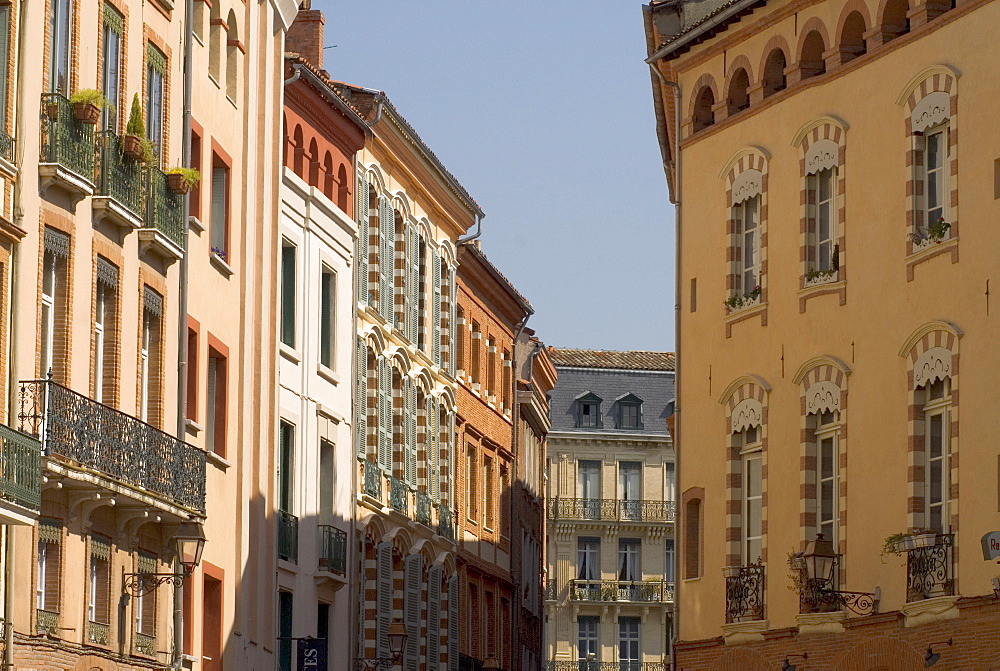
[720, 147, 769, 334]
[759, 38, 789, 98]
[720, 376, 770, 570]
[898, 66, 960, 271]
[614, 393, 644, 430]
[792, 116, 849, 309]
[688, 73, 719, 134]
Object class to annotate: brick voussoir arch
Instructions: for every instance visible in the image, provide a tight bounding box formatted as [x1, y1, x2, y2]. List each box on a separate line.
[756, 34, 791, 81]
[725, 53, 755, 88]
[836, 635, 925, 671]
[710, 647, 770, 671]
[796, 16, 832, 58]
[688, 71, 721, 120]
[834, 0, 873, 46]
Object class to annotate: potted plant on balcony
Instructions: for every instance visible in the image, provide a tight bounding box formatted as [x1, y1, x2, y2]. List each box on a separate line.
[122, 94, 153, 161]
[166, 167, 201, 195]
[69, 89, 108, 124]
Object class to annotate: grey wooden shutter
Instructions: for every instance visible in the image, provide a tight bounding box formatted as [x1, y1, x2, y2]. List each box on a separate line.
[404, 377, 417, 487]
[378, 357, 392, 470]
[432, 251, 442, 366]
[426, 564, 442, 670]
[447, 575, 459, 671]
[356, 338, 368, 459]
[428, 396, 439, 501]
[406, 224, 419, 343]
[379, 197, 393, 321]
[357, 175, 369, 306]
[447, 266, 457, 376]
[376, 542, 393, 658]
[404, 554, 422, 671]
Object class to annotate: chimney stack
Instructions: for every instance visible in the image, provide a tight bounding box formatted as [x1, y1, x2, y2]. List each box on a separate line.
[287, 9, 325, 70]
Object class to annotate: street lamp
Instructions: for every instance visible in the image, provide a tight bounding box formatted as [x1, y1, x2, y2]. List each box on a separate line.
[483, 656, 501, 670]
[924, 638, 952, 667]
[798, 533, 879, 616]
[123, 523, 206, 597]
[357, 619, 408, 669]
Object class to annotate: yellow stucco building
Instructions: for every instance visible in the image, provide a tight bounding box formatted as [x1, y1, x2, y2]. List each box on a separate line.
[645, 0, 1000, 666]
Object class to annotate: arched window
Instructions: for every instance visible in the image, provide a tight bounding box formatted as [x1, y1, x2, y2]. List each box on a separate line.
[307, 138, 320, 187]
[727, 68, 750, 115]
[337, 164, 349, 212]
[208, 2, 221, 82]
[692, 86, 715, 132]
[800, 31, 827, 79]
[322, 152, 334, 199]
[839, 11, 867, 63]
[292, 125, 304, 176]
[225, 10, 239, 101]
[880, 0, 910, 42]
[683, 495, 701, 579]
[281, 115, 289, 166]
[762, 49, 787, 97]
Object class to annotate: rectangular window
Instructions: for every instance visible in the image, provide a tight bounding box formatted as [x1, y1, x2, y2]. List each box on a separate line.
[280, 242, 295, 347]
[487, 336, 497, 398]
[317, 601, 330, 639]
[139, 288, 162, 426]
[618, 538, 640, 582]
[577, 536, 599, 581]
[619, 462, 642, 521]
[816, 412, 839, 544]
[278, 421, 294, 513]
[923, 125, 949, 227]
[202, 571, 223, 671]
[146, 45, 166, 158]
[577, 616, 599, 661]
[684, 498, 701, 579]
[36, 520, 61, 618]
[620, 403, 640, 429]
[455, 308, 465, 374]
[49, 0, 73, 94]
[278, 591, 293, 671]
[320, 266, 335, 367]
[734, 195, 760, 293]
[466, 446, 477, 521]
[618, 617, 640, 664]
[190, 130, 203, 218]
[211, 162, 230, 258]
[135, 551, 157, 636]
[186, 326, 198, 420]
[924, 378, 950, 533]
[88, 535, 111, 630]
[206, 347, 227, 456]
[665, 462, 676, 503]
[501, 349, 511, 412]
[807, 168, 836, 272]
[470, 321, 481, 383]
[664, 538, 676, 585]
[40, 230, 69, 379]
[319, 439, 333, 521]
[578, 460, 601, 518]
[101, 5, 123, 131]
[0, 5, 10, 130]
[484, 456, 494, 530]
[742, 427, 763, 565]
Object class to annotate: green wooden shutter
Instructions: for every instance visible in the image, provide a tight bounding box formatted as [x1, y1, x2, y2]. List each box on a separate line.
[447, 266, 457, 376]
[426, 564, 442, 669]
[356, 338, 368, 459]
[406, 224, 420, 343]
[404, 377, 417, 487]
[379, 197, 393, 321]
[376, 542, 393, 658]
[357, 175, 369, 306]
[447, 575, 459, 671]
[427, 396, 439, 502]
[378, 357, 392, 470]
[404, 553, 422, 671]
[432, 251, 442, 366]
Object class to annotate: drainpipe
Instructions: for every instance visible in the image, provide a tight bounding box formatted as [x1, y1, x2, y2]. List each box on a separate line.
[456, 213, 483, 247]
[172, 0, 195, 668]
[283, 63, 301, 87]
[648, 62, 681, 671]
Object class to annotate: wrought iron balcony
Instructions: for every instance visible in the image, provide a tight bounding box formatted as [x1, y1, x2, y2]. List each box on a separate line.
[906, 533, 954, 602]
[87, 620, 110, 646]
[318, 524, 347, 575]
[569, 579, 672, 603]
[0, 130, 14, 163]
[389, 476, 408, 515]
[547, 498, 676, 523]
[133, 632, 156, 657]
[17, 379, 206, 514]
[416, 490, 432, 526]
[363, 459, 382, 501]
[0, 423, 41, 514]
[544, 579, 558, 601]
[97, 130, 143, 217]
[277, 509, 299, 563]
[544, 662, 667, 671]
[438, 505, 455, 542]
[35, 609, 59, 635]
[143, 166, 185, 248]
[41, 93, 96, 181]
[724, 562, 765, 623]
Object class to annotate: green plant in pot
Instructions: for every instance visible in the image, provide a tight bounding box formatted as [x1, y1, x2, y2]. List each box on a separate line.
[121, 94, 150, 161]
[166, 167, 201, 195]
[68, 89, 108, 125]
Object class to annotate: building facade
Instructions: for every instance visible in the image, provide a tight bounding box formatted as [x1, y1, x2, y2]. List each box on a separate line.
[544, 350, 675, 670]
[0, 0, 295, 668]
[645, 0, 1000, 666]
[276, 22, 369, 669]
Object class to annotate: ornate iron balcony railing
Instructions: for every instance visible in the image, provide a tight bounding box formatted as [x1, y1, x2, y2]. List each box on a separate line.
[416, 491, 432, 526]
[0, 423, 41, 512]
[907, 533, 954, 602]
[87, 620, 110, 646]
[724, 562, 765, 623]
[363, 459, 382, 501]
[568, 579, 672, 603]
[17, 379, 206, 513]
[133, 631, 156, 657]
[35, 609, 59, 635]
[277, 509, 298, 563]
[143, 166, 185, 247]
[547, 498, 676, 523]
[97, 130, 143, 216]
[318, 524, 347, 575]
[389, 476, 408, 515]
[438, 506, 455, 542]
[544, 662, 667, 671]
[41, 93, 95, 179]
[544, 579, 558, 601]
[0, 130, 14, 162]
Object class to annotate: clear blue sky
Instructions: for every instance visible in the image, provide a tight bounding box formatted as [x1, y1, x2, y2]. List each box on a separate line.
[312, 1, 676, 351]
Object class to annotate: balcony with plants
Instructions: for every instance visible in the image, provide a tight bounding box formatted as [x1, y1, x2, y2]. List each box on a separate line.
[93, 95, 152, 230]
[40, 91, 102, 197]
[17, 377, 206, 517]
[139, 165, 191, 261]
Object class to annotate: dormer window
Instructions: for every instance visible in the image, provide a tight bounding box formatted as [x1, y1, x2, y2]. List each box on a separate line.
[615, 393, 644, 430]
[575, 392, 602, 428]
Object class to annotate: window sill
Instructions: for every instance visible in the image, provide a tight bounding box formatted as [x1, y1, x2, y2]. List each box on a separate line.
[185, 418, 203, 436]
[279, 342, 300, 364]
[227, 96, 238, 109]
[210, 251, 234, 277]
[905, 235, 958, 281]
[206, 450, 231, 471]
[208, 73, 221, 89]
[317, 363, 340, 386]
[723, 300, 767, 338]
[192, 32, 204, 47]
[797, 277, 847, 313]
[802, 269, 839, 288]
[188, 215, 205, 234]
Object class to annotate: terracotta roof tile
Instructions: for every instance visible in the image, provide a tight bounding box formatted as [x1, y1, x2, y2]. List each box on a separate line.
[548, 348, 675, 372]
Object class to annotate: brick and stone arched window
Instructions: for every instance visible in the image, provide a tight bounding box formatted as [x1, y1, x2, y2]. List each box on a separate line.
[761, 46, 787, 98]
[900, 321, 961, 536]
[688, 73, 718, 134]
[682, 488, 703, 579]
[899, 66, 959, 274]
[792, 116, 848, 310]
[721, 148, 769, 334]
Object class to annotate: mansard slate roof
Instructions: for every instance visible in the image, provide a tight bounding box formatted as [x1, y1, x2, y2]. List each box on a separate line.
[548, 348, 675, 435]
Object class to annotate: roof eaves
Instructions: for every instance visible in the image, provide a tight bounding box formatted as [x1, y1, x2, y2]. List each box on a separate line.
[285, 56, 372, 137]
[646, 0, 766, 63]
[461, 245, 534, 315]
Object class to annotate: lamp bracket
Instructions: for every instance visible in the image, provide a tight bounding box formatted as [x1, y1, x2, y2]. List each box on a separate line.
[123, 572, 186, 597]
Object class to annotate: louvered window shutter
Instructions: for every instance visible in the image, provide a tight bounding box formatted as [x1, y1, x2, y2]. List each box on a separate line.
[404, 554, 422, 671]
[432, 252, 442, 366]
[428, 397, 439, 501]
[406, 225, 420, 342]
[426, 565, 442, 669]
[357, 175, 369, 306]
[356, 339, 368, 459]
[378, 358, 393, 470]
[447, 267, 457, 376]
[376, 542, 393, 658]
[404, 378, 417, 487]
[379, 197, 394, 321]
[447, 575, 459, 671]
